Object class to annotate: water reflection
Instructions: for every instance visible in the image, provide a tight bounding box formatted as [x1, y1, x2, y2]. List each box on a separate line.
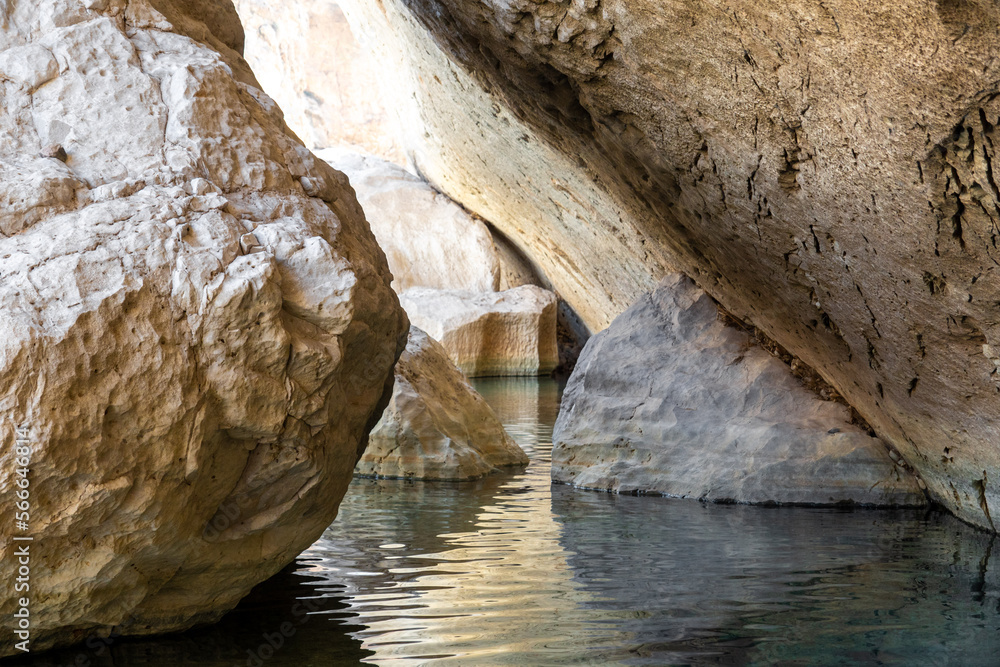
[303, 377, 1000, 666]
[17, 377, 1000, 666]
[15, 567, 372, 667]
[553, 488, 1000, 665]
[301, 378, 593, 664]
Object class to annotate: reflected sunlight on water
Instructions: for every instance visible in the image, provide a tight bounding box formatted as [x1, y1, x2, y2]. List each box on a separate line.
[20, 377, 1000, 667]
[301, 377, 1000, 666]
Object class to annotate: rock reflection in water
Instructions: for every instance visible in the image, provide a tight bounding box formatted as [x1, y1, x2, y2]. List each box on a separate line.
[303, 377, 1000, 666]
[302, 378, 596, 663]
[17, 377, 1000, 666]
[553, 488, 1000, 665]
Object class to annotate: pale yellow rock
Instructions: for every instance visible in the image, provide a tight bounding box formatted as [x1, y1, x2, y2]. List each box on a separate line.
[315, 147, 501, 294]
[233, 0, 404, 162]
[400, 286, 558, 377]
[358, 327, 528, 480]
[0, 0, 407, 656]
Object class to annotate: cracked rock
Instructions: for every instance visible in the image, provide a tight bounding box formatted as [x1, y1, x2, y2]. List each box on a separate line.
[552, 275, 927, 507]
[0, 0, 408, 655]
[401, 285, 559, 377]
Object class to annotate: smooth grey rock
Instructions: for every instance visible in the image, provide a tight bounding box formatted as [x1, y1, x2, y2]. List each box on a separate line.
[552, 275, 926, 507]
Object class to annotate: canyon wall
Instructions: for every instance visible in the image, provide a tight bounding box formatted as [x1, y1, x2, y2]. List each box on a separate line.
[339, 0, 1000, 531]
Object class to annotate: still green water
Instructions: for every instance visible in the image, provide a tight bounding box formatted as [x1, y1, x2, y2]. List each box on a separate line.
[22, 378, 1000, 666]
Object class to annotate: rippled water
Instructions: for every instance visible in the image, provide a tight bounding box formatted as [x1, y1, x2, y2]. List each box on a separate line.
[22, 377, 1000, 666]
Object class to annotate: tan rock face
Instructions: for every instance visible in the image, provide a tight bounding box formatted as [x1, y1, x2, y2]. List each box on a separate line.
[358, 327, 529, 480]
[316, 147, 501, 293]
[553, 275, 927, 507]
[339, 0, 1000, 530]
[401, 286, 559, 378]
[233, 0, 404, 161]
[0, 0, 407, 655]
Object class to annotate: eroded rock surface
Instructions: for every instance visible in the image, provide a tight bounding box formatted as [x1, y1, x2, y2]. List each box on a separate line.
[359, 327, 528, 480]
[316, 147, 501, 293]
[0, 0, 407, 655]
[552, 275, 926, 507]
[401, 286, 559, 377]
[339, 0, 1000, 530]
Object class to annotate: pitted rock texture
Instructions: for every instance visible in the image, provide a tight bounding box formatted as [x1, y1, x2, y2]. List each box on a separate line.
[0, 0, 407, 655]
[316, 147, 501, 294]
[233, 0, 404, 162]
[339, 0, 1000, 530]
[358, 327, 528, 480]
[552, 275, 927, 507]
[401, 286, 559, 377]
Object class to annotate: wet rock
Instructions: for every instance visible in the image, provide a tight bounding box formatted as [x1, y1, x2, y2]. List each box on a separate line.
[401, 286, 559, 378]
[358, 327, 528, 480]
[0, 0, 408, 655]
[552, 275, 926, 507]
[316, 147, 501, 293]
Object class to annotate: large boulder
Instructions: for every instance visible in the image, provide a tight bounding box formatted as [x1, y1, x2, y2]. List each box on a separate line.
[358, 327, 529, 480]
[401, 286, 559, 377]
[552, 275, 926, 506]
[0, 0, 407, 655]
[232, 0, 403, 161]
[337, 0, 1000, 530]
[316, 147, 502, 293]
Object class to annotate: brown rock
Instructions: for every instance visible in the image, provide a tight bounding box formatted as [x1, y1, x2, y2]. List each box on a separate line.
[40, 144, 67, 162]
[400, 286, 559, 378]
[0, 0, 407, 655]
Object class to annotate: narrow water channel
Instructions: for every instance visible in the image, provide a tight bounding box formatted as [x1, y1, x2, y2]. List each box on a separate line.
[21, 378, 1000, 666]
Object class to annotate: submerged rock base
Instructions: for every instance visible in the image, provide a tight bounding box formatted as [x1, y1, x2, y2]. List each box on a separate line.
[359, 327, 529, 480]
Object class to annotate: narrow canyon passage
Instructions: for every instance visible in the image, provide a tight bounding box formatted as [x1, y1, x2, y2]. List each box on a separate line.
[4, 0, 1000, 663]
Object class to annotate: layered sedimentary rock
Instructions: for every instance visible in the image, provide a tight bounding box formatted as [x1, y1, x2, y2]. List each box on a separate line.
[339, 0, 1000, 530]
[552, 275, 926, 506]
[232, 0, 403, 161]
[316, 147, 501, 293]
[359, 327, 528, 480]
[0, 0, 407, 655]
[401, 286, 559, 377]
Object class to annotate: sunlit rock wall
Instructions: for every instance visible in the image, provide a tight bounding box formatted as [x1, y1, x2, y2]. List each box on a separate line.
[234, 0, 404, 161]
[340, 0, 1000, 531]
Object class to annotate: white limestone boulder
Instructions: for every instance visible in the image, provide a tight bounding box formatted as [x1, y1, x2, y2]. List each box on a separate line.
[316, 147, 501, 294]
[358, 327, 529, 480]
[0, 0, 407, 655]
[400, 286, 559, 377]
[552, 275, 927, 507]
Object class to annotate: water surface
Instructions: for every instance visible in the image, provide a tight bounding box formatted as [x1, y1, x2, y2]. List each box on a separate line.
[22, 377, 1000, 666]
